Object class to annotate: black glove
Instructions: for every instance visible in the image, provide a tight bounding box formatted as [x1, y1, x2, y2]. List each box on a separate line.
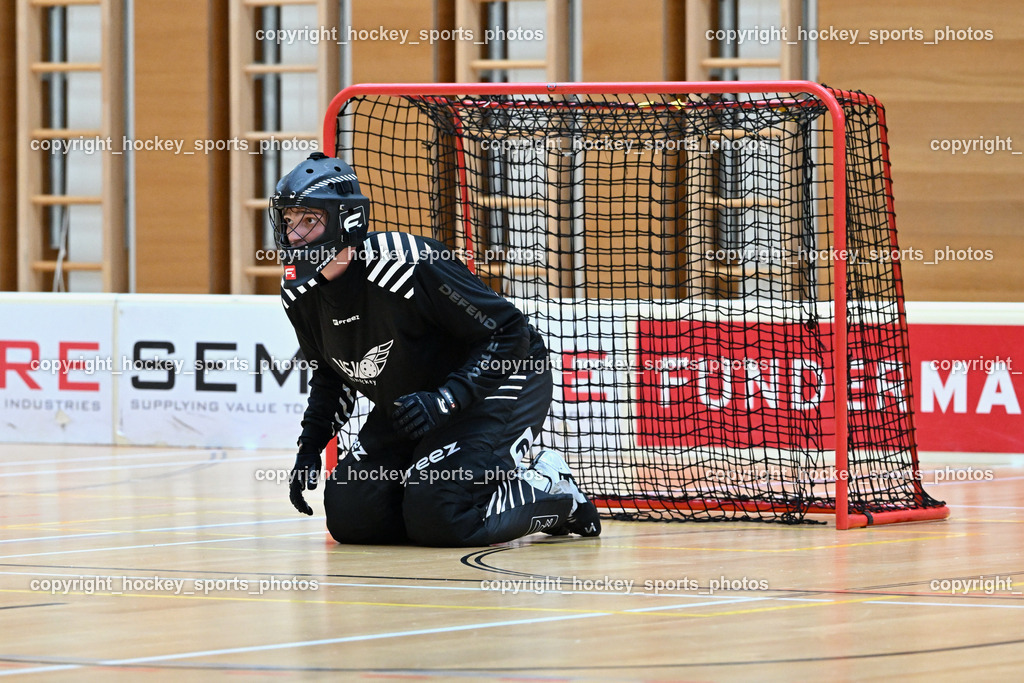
[289, 452, 322, 516]
[392, 387, 458, 439]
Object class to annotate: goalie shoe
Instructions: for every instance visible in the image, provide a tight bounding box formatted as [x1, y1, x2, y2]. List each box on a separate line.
[519, 449, 601, 537]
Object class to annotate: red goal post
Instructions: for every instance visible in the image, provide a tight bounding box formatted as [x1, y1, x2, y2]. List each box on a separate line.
[320, 81, 950, 530]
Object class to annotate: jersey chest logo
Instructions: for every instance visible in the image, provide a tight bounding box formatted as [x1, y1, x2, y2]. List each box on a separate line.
[333, 340, 393, 384]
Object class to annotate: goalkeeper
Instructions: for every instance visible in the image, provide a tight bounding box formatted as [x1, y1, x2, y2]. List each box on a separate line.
[271, 152, 600, 546]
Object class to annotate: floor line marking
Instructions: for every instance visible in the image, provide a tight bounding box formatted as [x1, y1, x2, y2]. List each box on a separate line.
[0, 449, 256, 468]
[0, 597, 753, 676]
[0, 517, 313, 546]
[0, 528, 320, 560]
[0, 454, 282, 479]
[584, 534, 968, 554]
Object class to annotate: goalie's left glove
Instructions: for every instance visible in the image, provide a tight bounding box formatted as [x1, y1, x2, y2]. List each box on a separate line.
[392, 387, 458, 439]
[289, 452, 321, 516]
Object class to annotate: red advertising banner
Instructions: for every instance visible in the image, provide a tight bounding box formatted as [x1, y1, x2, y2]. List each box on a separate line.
[634, 320, 910, 450]
[909, 325, 1023, 453]
[632, 320, 1024, 453]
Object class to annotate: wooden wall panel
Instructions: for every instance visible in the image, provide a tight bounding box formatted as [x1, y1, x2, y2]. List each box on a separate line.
[663, 0, 687, 81]
[134, 0, 228, 293]
[207, 0, 230, 294]
[818, 0, 1024, 301]
[350, 0, 435, 83]
[582, 0, 665, 81]
[0, 2, 15, 290]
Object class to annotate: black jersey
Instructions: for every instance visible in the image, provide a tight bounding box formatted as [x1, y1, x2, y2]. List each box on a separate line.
[281, 231, 547, 455]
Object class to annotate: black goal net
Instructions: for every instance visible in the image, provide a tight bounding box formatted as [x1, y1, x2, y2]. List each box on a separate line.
[327, 83, 947, 527]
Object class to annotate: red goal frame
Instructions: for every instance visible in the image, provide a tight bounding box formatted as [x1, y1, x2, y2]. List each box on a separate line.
[320, 81, 950, 530]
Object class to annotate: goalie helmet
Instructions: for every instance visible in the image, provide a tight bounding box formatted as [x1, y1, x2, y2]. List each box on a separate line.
[269, 152, 370, 288]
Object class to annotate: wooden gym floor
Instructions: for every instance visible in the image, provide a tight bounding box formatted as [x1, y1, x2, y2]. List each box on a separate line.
[0, 445, 1022, 681]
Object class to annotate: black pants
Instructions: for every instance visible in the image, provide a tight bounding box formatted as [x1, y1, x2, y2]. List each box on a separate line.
[322, 370, 573, 547]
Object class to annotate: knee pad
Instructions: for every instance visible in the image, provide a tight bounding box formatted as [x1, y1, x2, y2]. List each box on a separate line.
[323, 478, 408, 544]
[401, 481, 479, 547]
[326, 513, 406, 545]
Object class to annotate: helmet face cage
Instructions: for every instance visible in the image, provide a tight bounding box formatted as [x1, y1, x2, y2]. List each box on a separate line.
[269, 198, 335, 251]
[269, 153, 370, 287]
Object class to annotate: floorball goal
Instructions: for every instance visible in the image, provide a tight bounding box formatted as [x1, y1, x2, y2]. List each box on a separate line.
[322, 81, 949, 529]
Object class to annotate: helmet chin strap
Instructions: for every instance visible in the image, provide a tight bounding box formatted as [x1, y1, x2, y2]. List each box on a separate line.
[318, 245, 355, 281]
[281, 242, 357, 286]
[280, 243, 338, 285]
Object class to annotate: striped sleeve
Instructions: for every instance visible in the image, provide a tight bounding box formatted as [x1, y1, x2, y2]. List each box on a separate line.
[363, 232, 422, 300]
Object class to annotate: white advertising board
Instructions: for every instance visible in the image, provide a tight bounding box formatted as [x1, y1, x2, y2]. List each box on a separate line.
[0, 294, 116, 444]
[115, 295, 310, 449]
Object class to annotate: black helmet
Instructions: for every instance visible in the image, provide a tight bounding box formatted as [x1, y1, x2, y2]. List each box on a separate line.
[269, 152, 370, 288]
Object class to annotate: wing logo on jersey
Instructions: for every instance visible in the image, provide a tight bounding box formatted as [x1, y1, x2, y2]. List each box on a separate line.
[333, 340, 394, 384]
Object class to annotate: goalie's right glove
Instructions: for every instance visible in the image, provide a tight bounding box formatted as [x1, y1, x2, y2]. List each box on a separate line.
[288, 452, 321, 516]
[392, 387, 459, 439]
